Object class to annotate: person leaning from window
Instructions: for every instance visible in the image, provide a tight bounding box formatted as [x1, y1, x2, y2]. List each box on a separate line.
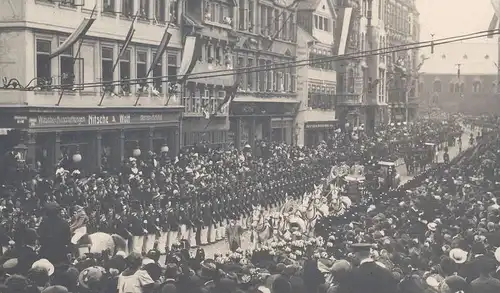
[117, 252, 156, 293]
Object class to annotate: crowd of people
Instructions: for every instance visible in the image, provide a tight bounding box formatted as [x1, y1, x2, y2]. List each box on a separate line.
[0, 116, 482, 293]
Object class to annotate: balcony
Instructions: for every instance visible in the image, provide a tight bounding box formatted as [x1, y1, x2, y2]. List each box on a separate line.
[308, 68, 337, 84]
[181, 96, 229, 117]
[335, 93, 363, 106]
[189, 61, 234, 87]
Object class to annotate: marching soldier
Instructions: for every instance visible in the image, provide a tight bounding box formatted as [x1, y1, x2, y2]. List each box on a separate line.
[143, 208, 159, 253]
[127, 207, 146, 254]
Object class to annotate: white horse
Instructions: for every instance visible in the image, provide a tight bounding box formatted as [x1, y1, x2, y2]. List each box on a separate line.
[74, 232, 128, 258]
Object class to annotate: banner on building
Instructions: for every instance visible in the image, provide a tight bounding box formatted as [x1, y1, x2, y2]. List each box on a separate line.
[178, 36, 202, 83]
[333, 7, 353, 55]
[146, 27, 172, 77]
[488, 0, 500, 38]
[49, 18, 95, 59]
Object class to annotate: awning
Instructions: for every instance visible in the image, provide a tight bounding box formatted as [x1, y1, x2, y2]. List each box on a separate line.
[233, 96, 299, 103]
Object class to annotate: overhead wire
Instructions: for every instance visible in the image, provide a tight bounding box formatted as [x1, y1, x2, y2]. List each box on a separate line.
[5, 29, 500, 91]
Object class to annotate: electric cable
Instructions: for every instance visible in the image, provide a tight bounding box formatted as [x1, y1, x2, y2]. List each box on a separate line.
[4, 29, 499, 91]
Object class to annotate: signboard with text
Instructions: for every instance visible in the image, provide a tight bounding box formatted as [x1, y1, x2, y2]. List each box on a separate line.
[304, 121, 337, 130]
[0, 112, 177, 129]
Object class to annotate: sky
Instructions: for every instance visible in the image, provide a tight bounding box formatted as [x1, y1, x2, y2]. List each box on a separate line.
[417, 0, 499, 74]
[417, 0, 496, 42]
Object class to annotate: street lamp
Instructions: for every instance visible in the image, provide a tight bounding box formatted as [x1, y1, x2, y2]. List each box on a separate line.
[132, 143, 142, 157]
[12, 143, 28, 163]
[72, 148, 82, 163]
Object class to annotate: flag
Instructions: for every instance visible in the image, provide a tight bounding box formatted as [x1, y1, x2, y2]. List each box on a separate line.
[112, 13, 138, 72]
[488, 0, 500, 38]
[212, 79, 240, 116]
[178, 36, 202, 84]
[146, 26, 172, 77]
[49, 18, 95, 59]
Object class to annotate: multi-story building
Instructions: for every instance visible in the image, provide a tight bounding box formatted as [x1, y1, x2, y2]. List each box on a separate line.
[334, 0, 365, 130]
[419, 42, 500, 115]
[180, 0, 236, 147]
[295, 0, 338, 146]
[230, 0, 299, 148]
[360, 0, 389, 131]
[0, 0, 186, 172]
[384, 0, 420, 122]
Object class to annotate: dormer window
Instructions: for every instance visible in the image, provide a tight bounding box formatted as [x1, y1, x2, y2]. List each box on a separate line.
[313, 15, 330, 32]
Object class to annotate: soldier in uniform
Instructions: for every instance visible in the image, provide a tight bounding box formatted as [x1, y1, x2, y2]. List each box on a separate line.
[143, 208, 159, 253]
[127, 207, 146, 254]
[165, 203, 178, 252]
[337, 243, 398, 293]
[156, 208, 169, 254]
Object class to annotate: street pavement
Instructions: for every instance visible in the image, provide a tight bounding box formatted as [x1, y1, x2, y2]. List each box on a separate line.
[164, 126, 476, 259]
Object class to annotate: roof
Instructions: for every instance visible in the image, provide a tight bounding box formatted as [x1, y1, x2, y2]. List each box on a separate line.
[297, 0, 336, 18]
[419, 41, 498, 75]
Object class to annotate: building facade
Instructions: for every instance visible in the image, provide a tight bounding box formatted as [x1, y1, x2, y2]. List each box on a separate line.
[295, 0, 338, 147]
[229, 0, 299, 148]
[418, 42, 499, 116]
[0, 0, 184, 172]
[334, 0, 365, 131]
[384, 0, 420, 122]
[180, 0, 235, 148]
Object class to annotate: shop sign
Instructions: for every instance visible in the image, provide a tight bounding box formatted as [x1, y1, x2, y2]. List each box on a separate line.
[30, 113, 171, 127]
[305, 122, 336, 129]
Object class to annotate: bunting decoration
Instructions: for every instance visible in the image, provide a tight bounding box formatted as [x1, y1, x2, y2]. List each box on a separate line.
[178, 36, 202, 84]
[112, 12, 139, 72]
[49, 17, 95, 59]
[134, 25, 173, 106]
[488, 0, 500, 38]
[333, 7, 354, 56]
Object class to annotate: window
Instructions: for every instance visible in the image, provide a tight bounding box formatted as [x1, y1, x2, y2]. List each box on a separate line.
[153, 52, 163, 93]
[60, 41, 75, 89]
[290, 67, 296, 92]
[103, 0, 115, 13]
[449, 83, 454, 93]
[472, 81, 481, 93]
[258, 59, 266, 91]
[460, 83, 464, 93]
[136, 51, 148, 89]
[247, 58, 254, 91]
[454, 83, 459, 93]
[36, 39, 52, 88]
[239, 0, 246, 30]
[139, 0, 149, 19]
[313, 15, 330, 32]
[260, 6, 266, 34]
[282, 11, 288, 40]
[101, 47, 114, 91]
[169, 0, 178, 23]
[119, 49, 131, 94]
[274, 9, 280, 38]
[248, 0, 254, 29]
[155, 0, 166, 22]
[347, 69, 355, 93]
[266, 60, 272, 91]
[314, 15, 319, 29]
[167, 54, 178, 83]
[122, 0, 134, 17]
[324, 18, 329, 31]
[432, 80, 441, 92]
[289, 12, 295, 41]
[267, 7, 273, 35]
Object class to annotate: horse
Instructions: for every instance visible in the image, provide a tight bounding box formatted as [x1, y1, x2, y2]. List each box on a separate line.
[74, 232, 128, 258]
[249, 209, 277, 249]
[297, 194, 329, 236]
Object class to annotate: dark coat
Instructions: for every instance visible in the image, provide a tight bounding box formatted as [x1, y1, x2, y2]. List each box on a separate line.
[337, 261, 398, 293]
[37, 215, 71, 265]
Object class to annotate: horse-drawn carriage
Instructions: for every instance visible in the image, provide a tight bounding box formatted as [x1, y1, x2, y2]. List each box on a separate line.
[377, 161, 401, 189]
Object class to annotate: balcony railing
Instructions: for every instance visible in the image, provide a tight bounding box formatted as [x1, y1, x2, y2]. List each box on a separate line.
[181, 96, 229, 116]
[335, 93, 363, 105]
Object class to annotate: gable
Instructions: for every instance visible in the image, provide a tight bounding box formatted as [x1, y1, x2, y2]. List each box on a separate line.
[314, 0, 335, 18]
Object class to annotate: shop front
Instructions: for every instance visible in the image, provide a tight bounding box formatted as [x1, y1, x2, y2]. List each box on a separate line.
[0, 107, 183, 173]
[229, 99, 299, 148]
[181, 116, 230, 148]
[304, 121, 337, 146]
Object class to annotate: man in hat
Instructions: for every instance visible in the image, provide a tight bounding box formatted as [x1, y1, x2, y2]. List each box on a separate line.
[226, 217, 243, 252]
[38, 202, 71, 265]
[337, 243, 398, 293]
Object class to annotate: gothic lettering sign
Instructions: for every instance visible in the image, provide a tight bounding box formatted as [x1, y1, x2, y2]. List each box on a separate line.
[305, 122, 336, 129]
[0, 113, 176, 128]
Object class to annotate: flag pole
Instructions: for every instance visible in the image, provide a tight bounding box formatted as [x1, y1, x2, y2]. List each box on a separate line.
[56, 4, 97, 106]
[99, 10, 139, 106]
[134, 21, 172, 106]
